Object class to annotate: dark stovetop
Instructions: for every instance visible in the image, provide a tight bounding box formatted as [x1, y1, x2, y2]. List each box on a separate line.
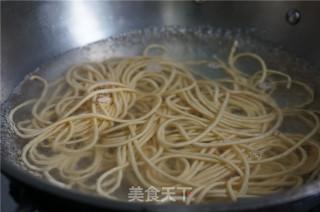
[1, 172, 320, 212]
[1, 173, 29, 212]
[1, 174, 19, 212]
[1, 173, 99, 212]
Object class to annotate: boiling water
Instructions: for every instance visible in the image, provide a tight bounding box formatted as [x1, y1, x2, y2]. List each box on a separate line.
[1, 26, 320, 202]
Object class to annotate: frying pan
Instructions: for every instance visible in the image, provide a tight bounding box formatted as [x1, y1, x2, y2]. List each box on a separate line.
[1, 1, 320, 211]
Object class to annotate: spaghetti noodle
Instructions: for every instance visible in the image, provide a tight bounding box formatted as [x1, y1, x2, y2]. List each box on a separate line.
[9, 42, 320, 204]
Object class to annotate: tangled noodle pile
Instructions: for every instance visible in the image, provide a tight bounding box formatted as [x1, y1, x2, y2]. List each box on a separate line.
[9, 42, 320, 204]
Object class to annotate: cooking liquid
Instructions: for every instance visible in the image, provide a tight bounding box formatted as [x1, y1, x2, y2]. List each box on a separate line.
[2, 26, 320, 203]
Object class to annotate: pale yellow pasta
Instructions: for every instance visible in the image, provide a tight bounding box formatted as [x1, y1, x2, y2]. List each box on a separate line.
[9, 42, 320, 204]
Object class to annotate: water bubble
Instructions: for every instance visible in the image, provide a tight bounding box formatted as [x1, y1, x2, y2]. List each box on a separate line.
[273, 130, 281, 136]
[97, 96, 112, 104]
[224, 30, 232, 39]
[146, 63, 162, 72]
[208, 61, 220, 69]
[249, 150, 262, 160]
[179, 28, 187, 34]
[258, 82, 273, 90]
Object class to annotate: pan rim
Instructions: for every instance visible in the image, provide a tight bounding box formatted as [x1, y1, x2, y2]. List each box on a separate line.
[1, 25, 320, 211]
[2, 158, 320, 211]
